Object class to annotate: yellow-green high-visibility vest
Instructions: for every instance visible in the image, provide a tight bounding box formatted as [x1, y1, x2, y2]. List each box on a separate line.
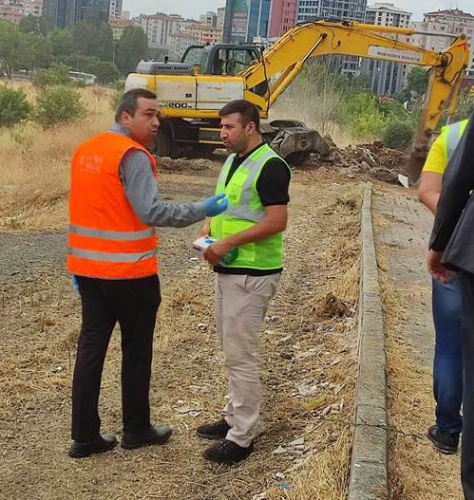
[210, 143, 291, 270]
[443, 119, 469, 160]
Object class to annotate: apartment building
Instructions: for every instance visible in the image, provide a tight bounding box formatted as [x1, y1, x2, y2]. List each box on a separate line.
[411, 8, 474, 76]
[296, 0, 368, 73]
[137, 13, 180, 51]
[0, 0, 42, 21]
[109, 0, 121, 19]
[169, 31, 198, 61]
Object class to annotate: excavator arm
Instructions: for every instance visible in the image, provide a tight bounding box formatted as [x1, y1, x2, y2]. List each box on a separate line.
[240, 20, 469, 181]
[243, 20, 468, 128]
[125, 19, 468, 178]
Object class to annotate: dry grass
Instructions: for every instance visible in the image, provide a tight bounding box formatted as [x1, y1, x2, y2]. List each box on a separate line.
[0, 82, 114, 230]
[0, 169, 363, 499]
[0, 83, 364, 498]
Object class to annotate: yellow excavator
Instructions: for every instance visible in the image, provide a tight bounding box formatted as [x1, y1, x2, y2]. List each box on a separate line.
[125, 19, 469, 181]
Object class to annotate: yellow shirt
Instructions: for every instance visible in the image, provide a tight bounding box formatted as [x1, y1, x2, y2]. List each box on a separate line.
[422, 131, 448, 175]
[422, 119, 468, 175]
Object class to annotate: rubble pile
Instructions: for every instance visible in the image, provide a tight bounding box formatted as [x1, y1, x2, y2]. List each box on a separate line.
[307, 137, 410, 183]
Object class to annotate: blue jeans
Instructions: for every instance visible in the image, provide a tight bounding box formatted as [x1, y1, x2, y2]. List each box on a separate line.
[432, 276, 463, 433]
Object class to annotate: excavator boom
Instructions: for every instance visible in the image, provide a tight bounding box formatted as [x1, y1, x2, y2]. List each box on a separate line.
[125, 19, 469, 178]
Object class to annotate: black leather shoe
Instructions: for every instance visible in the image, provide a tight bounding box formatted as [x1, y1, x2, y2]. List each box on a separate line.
[69, 434, 118, 458]
[203, 439, 254, 464]
[196, 418, 231, 440]
[122, 425, 173, 449]
[427, 425, 459, 454]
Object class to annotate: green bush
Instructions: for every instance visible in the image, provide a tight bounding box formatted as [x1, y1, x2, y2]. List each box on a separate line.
[32, 62, 71, 88]
[83, 61, 120, 84]
[0, 86, 30, 127]
[33, 86, 84, 128]
[382, 120, 414, 151]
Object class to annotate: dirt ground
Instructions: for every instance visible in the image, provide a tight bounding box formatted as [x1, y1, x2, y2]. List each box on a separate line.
[0, 162, 362, 500]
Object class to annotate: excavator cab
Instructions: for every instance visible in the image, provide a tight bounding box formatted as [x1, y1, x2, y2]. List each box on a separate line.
[181, 44, 263, 76]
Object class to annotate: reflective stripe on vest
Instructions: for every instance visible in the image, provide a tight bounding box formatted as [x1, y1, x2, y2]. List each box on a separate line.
[210, 143, 290, 270]
[446, 119, 469, 160]
[70, 224, 156, 241]
[69, 247, 158, 263]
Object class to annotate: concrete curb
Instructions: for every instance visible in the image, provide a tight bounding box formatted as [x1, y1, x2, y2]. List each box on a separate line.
[348, 183, 388, 500]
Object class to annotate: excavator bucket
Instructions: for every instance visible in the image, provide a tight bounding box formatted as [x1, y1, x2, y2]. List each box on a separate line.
[400, 149, 427, 187]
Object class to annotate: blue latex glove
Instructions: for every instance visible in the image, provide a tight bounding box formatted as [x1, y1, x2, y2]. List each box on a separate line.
[71, 274, 79, 292]
[204, 193, 228, 217]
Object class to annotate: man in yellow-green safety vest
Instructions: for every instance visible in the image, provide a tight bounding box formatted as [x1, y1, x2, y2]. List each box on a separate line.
[196, 99, 292, 464]
[419, 118, 468, 455]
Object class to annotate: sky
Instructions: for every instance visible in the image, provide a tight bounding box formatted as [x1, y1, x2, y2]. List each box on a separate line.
[121, 1, 473, 23]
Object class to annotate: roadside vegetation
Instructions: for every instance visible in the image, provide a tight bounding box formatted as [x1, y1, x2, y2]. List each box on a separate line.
[0, 16, 147, 83]
[274, 61, 474, 150]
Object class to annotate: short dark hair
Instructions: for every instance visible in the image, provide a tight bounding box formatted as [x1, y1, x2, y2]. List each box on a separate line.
[219, 99, 260, 132]
[115, 89, 157, 123]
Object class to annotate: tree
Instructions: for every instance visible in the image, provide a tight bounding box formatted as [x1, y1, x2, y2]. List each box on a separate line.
[50, 28, 75, 58]
[26, 34, 53, 71]
[83, 60, 120, 84]
[407, 67, 429, 100]
[19, 14, 48, 36]
[115, 26, 148, 75]
[0, 21, 31, 77]
[72, 22, 113, 62]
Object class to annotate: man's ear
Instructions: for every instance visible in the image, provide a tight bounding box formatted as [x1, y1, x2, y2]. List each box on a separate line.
[246, 121, 256, 135]
[120, 110, 131, 126]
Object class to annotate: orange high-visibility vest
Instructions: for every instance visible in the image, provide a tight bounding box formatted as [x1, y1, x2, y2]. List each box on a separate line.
[67, 131, 159, 279]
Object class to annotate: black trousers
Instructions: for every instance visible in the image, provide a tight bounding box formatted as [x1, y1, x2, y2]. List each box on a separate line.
[71, 274, 161, 442]
[462, 272, 474, 499]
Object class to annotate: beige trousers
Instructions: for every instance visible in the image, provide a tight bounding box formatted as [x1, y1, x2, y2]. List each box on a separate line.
[215, 273, 281, 448]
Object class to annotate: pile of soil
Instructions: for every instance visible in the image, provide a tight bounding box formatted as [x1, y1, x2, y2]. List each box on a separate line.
[307, 137, 410, 184]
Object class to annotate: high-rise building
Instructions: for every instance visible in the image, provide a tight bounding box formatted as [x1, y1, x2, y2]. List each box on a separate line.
[247, 0, 272, 41]
[217, 6, 226, 37]
[43, 0, 109, 29]
[223, 0, 250, 42]
[223, 0, 273, 42]
[364, 3, 412, 96]
[296, 0, 366, 23]
[296, 0, 368, 73]
[269, 0, 297, 38]
[75, 0, 109, 25]
[109, 0, 121, 19]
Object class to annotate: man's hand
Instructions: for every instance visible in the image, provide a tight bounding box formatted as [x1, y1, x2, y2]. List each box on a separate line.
[199, 219, 210, 238]
[204, 193, 228, 217]
[427, 249, 451, 283]
[204, 239, 233, 267]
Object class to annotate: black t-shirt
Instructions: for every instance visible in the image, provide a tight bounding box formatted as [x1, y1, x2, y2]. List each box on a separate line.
[225, 143, 291, 206]
[215, 142, 291, 276]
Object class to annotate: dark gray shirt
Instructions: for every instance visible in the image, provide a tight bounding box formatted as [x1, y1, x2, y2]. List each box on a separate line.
[111, 123, 206, 228]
